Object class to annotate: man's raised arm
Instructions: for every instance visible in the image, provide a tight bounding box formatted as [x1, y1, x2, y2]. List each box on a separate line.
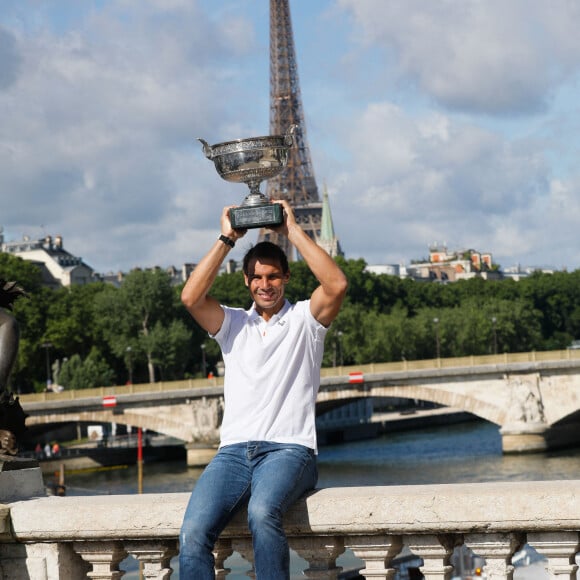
[274, 199, 347, 327]
[181, 206, 246, 335]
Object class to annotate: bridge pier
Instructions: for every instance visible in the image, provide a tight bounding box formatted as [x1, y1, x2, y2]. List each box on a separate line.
[501, 419, 580, 454]
[501, 421, 552, 454]
[185, 443, 218, 467]
[500, 427, 548, 454]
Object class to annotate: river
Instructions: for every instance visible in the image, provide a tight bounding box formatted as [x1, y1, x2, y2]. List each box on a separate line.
[61, 420, 580, 578]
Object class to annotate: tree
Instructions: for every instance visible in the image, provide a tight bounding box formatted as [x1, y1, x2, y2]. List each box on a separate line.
[94, 269, 188, 383]
[58, 348, 115, 390]
[209, 270, 249, 308]
[3, 252, 580, 389]
[145, 319, 192, 381]
[0, 253, 43, 296]
[44, 283, 110, 359]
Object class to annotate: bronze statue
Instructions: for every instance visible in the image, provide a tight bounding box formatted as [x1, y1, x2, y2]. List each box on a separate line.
[0, 429, 17, 456]
[0, 279, 28, 458]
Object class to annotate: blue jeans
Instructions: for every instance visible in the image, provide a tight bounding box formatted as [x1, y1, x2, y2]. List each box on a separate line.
[179, 441, 318, 579]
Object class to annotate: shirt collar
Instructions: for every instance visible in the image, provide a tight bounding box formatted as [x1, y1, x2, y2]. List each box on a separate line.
[248, 299, 291, 324]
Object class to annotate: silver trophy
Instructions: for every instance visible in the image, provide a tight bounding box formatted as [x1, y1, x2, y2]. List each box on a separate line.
[198, 125, 296, 229]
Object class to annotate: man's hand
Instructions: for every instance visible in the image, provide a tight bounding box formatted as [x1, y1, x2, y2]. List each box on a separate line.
[221, 205, 247, 241]
[267, 199, 297, 238]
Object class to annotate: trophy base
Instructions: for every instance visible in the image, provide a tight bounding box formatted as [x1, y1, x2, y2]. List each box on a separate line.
[230, 203, 283, 230]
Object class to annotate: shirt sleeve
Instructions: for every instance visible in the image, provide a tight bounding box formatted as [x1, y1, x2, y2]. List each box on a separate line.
[209, 305, 230, 342]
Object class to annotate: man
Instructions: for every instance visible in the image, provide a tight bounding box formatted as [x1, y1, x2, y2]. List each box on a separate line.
[179, 199, 347, 579]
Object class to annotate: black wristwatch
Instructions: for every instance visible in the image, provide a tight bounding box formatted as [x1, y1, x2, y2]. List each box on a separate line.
[218, 234, 235, 248]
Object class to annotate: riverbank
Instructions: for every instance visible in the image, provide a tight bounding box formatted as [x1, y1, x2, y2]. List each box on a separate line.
[39, 407, 472, 475]
[39, 442, 186, 475]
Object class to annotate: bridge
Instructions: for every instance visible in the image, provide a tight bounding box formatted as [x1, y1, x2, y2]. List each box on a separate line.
[19, 349, 580, 464]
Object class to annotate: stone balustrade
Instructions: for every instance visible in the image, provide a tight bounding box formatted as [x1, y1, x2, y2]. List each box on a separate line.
[2, 480, 580, 579]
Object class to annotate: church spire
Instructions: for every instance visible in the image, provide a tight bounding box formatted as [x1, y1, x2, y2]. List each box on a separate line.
[317, 184, 343, 258]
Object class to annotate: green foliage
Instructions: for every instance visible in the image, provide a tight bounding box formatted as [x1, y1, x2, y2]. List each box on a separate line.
[0, 253, 43, 296]
[45, 283, 110, 357]
[93, 269, 191, 383]
[144, 319, 192, 381]
[3, 251, 580, 390]
[58, 348, 115, 390]
[209, 270, 249, 308]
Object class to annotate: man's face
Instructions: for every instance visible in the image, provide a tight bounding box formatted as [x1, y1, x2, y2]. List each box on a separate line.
[244, 258, 290, 317]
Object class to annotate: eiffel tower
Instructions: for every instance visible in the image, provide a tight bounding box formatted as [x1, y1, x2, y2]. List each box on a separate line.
[257, 0, 323, 260]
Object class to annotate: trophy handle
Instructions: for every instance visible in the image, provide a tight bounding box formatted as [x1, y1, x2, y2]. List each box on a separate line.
[284, 125, 297, 147]
[197, 138, 213, 160]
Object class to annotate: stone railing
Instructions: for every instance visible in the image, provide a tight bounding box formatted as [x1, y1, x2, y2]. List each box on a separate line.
[2, 480, 580, 579]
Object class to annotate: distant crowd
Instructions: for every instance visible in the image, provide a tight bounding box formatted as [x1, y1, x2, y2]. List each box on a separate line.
[35, 441, 60, 460]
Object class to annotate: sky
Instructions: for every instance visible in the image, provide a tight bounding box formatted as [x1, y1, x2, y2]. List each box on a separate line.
[1, 0, 580, 275]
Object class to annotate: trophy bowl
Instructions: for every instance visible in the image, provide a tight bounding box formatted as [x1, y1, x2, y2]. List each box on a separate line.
[198, 125, 296, 229]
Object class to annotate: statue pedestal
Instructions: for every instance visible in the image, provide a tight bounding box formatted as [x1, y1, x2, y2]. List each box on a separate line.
[0, 458, 45, 502]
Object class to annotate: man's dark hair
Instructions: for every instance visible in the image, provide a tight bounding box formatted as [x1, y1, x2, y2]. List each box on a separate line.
[243, 242, 289, 276]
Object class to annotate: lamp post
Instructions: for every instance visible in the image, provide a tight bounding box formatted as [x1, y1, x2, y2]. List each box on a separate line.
[41, 342, 53, 389]
[337, 331, 344, 367]
[201, 343, 207, 378]
[491, 317, 498, 355]
[332, 331, 343, 367]
[126, 346, 133, 385]
[433, 318, 440, 359]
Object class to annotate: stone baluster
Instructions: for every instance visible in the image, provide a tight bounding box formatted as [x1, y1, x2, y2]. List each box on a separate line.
[464, 532, 524, 579]
[527, 531, 580, 578]
[406, 534, 457, 580]
[345, 535, 403, 579]
[73, 541, 128, 580]
[213, 538, 234, 579]
[124, 540, 178, 579]
[231, 537, 255, 578]
[291, 536, 345, 579]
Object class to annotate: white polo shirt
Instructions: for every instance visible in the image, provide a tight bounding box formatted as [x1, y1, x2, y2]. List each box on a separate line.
[212, 299, 328, 452]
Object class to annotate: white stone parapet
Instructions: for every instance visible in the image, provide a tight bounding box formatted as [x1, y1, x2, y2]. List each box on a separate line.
[2, 480, 580, 578]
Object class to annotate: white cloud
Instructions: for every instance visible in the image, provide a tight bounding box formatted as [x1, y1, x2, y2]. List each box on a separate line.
[1, 0, 580, 275]
[337, 0, 580, 114]
[0, 1, 262, 271]
[325, 99, 556, 267]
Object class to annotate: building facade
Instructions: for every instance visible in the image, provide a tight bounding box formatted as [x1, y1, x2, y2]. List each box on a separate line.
[1, 232, 94, 288]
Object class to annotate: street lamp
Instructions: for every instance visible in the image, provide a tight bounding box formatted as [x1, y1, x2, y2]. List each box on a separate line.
[332, 330, 343, 367]
[126, 346, 133, 385]
[433, 318, 440, 359]
[41, 342, 53, 389]
[201, 343, 207, 378]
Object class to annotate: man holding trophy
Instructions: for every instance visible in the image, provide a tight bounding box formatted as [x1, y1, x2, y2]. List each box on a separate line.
[178, 180, 347, 578]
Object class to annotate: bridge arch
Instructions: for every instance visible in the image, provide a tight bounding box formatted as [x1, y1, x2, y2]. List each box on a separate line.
[26, 412, 190, 443]
[370, 386, 505, 425]
[316, 385, 506, 426]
